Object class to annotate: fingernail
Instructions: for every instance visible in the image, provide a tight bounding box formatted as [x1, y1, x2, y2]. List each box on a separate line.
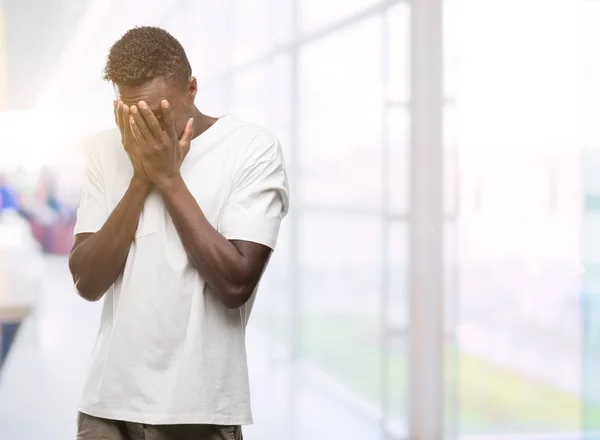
[161, 100, 169, 109]
[130, 106, 138, 114]
[129, 116, 135, 124]
[138, 101, 147, 109]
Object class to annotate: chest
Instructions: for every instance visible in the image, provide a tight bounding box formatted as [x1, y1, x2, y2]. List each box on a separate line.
[104, 148, 237, 236]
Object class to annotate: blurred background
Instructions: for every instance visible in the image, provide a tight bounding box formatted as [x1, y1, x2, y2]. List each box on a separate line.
[0, 0, 599, 439]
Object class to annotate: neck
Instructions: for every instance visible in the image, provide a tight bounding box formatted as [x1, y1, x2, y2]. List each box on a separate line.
[190, 106, 219, 140]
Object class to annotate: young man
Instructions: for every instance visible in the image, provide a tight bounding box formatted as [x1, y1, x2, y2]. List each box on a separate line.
[69, 26, 289, 440]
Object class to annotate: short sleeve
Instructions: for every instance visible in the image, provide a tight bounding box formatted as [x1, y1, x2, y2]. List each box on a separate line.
[73, 139, 109, 235]
[219, 136, 290, 250]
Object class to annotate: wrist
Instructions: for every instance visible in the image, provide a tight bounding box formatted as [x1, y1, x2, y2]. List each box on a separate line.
[130, 176, 153, 195]
[156, 174, 184, 195]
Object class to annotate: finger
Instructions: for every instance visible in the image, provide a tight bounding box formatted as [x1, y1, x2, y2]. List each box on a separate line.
[160, 100, 177, 139]
[131, 106, 153, 141]
[138, 101, 163, 139]
[116, 101, 125, 132]
[129, 116, 145, 144]
[180, 117, 194, 145]
[122, 105, 134, 147]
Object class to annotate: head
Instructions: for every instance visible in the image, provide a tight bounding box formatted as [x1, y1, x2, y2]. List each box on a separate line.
[104, 26, 197, 137]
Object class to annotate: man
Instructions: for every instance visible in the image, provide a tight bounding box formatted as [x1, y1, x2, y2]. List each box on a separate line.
[69, 26, 289, 440]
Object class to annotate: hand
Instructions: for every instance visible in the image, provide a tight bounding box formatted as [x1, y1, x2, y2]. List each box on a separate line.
[114, 101, 151, 188]
[129, 100, 194, 190]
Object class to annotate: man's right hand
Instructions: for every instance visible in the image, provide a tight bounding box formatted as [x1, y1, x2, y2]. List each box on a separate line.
[114, 100, 152, 189]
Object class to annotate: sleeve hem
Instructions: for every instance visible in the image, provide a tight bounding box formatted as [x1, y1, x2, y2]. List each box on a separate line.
[221, 229, 278, 250]
[73, 222, 103, 236]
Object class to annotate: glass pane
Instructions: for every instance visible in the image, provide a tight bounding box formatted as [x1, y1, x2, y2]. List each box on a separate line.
[299, 212, 382, 413]
[584, 151, 600, 438]
[385, 222, 408, 330]
[384, 221, 408, 433]
[583, 3, 600, 435]
[197, 80, 228, 117]
[299, 17, 383, 210]
[185, 1, 230, 81]
[385, 107, 409, 216]
[444, 0, 459, 98]
[445, 106, 459, 217]
[445, 220, 460, 440]
[584, 1, 600, 149]
[231, 0, 292, 66]
[386, 2, 410, 103]
[450, 0, 583, 435]
[299, 0, 379, 34]
[231, 64, 271, 128]
[230, 56, 292, 156]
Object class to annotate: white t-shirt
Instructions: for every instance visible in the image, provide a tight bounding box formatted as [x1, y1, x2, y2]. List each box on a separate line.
[74, 115, 289, 425]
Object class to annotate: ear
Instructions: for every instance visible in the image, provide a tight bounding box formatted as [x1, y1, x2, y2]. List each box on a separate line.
[187, 76, 198, 102]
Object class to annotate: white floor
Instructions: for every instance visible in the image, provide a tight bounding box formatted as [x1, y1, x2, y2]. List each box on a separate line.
[0, 256, 383, 440]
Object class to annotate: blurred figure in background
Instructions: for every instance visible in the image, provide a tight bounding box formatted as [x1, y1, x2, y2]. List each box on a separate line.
[68, 27, 289, 440]
[0, 172, 20, 213]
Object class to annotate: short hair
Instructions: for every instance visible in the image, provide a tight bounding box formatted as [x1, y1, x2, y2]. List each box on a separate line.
[104, 26, 191, 89]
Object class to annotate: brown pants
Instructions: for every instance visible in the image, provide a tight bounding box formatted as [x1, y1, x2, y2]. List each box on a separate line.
[77, 412, 243, 440]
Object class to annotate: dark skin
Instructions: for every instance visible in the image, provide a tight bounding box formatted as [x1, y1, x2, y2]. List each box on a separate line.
[69, 77, 273, 308]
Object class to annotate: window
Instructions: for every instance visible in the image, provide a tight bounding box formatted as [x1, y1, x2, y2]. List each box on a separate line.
[299, 0, 380, 34]
[231, 0, 292, 66]
[385, 3, 410, 104]
[450, 0, 584, 435]
[385, 108, 409, 216]
[583, 1, 600, 435]
[298, 17, 383, 211]
[299, 212, 383, 408]
[185, 1, 230, 81]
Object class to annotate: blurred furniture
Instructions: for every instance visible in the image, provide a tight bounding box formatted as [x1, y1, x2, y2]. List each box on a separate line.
[30, 219, 75, 255]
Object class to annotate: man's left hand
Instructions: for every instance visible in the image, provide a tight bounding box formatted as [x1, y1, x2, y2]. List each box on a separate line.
[129, 100, 194, 190]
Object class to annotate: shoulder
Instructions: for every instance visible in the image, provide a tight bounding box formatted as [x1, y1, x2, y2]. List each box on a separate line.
[225, 116, 284, 167]
[82, 128, 125, 169]
[84, 128, 121, 156]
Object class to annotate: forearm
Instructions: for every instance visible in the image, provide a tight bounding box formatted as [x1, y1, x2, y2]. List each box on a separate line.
[69, 178, 151, 301]
[158, 177, 250, 307]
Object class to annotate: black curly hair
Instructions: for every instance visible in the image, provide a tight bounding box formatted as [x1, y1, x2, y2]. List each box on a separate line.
[104, 26, 191, 89]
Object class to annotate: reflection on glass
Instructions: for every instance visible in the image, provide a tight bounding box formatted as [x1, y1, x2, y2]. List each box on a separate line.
[299, 17, 383, 210]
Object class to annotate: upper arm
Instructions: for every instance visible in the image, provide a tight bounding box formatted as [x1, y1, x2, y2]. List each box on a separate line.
[219, 133, 290, 250]
[230, 239, 273, 283]
[73, 139, 109, 236]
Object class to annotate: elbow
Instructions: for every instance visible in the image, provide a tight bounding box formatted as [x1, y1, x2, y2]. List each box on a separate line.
[219, 283, 255, 309]
[69, 255, 105, 302]
[74, 279, 105, 302]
